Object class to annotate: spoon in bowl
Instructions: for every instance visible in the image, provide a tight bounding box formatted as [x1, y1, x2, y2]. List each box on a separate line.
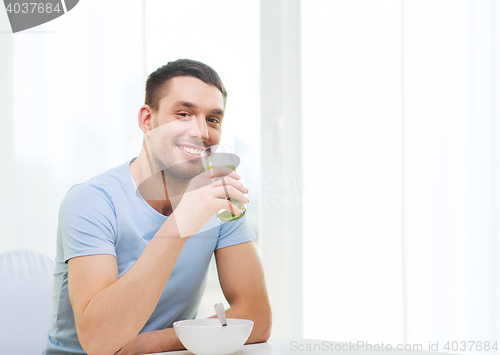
[214, 302, 227, 326]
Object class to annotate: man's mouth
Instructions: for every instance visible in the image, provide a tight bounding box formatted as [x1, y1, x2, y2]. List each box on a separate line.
[177, 145, 203, 156]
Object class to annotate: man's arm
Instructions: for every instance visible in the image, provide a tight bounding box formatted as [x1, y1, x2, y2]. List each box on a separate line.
[214, 241, 272, 343]
[68, 217, 187, 355]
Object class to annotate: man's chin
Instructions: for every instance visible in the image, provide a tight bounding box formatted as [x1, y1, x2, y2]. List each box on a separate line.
[162, 164, 203, 181]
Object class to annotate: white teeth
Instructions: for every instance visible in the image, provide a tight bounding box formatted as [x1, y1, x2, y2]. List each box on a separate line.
[180, 146, 201, 155]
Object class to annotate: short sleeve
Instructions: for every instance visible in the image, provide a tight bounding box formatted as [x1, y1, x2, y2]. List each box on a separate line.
[215, 214, 256, 250]
[59, 183, 118, 263]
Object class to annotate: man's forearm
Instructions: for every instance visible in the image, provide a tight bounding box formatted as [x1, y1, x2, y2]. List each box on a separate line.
[142, 328, 185, 353]
[75, 217, 187, 355]
[209, 303, 272, 344]
[117, 328, 185, 355]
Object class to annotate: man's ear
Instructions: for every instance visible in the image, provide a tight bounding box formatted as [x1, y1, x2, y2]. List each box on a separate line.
[138, 105, 154, 134]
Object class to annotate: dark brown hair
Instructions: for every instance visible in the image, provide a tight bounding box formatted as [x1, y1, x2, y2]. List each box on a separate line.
[145, 59, 227, 111]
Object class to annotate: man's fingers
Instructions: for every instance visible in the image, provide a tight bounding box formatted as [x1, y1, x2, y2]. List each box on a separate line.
[217, 198, 244, 216]
[211, 177, 248, 194]
[213, 186, 249, 204]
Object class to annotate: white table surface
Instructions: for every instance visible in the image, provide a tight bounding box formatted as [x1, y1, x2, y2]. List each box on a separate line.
[148, 338, 319, 355]
[148, 338, 454, 355]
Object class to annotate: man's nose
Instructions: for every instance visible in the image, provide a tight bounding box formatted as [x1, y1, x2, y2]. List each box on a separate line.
[196, 116, 209, 141]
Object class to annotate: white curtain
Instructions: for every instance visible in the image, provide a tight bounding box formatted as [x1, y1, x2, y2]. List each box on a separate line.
[302, 0, 500, 350]
[403, 0, 499, 349]
[0, 0, 144, 257]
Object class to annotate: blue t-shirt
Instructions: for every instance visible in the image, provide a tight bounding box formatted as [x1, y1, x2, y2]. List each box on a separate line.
[44, 159, 255, 355]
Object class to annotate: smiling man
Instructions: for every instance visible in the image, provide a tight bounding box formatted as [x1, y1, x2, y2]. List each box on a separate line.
[44, 59, 272, 355]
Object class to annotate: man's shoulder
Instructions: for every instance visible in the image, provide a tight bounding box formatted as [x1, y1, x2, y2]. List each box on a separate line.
[63, 160, 133, 205]
[85, 160, 132, 189]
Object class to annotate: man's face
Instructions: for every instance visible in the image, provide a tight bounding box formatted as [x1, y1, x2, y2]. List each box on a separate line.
[147, 76, 224, 180]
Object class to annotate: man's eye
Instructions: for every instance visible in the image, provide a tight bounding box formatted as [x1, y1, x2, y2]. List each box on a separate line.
[177, 113, 192, 119]
[207, 118, 220, 127]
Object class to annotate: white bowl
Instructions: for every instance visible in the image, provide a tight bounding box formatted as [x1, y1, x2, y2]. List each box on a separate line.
[173, 318, 254, 355]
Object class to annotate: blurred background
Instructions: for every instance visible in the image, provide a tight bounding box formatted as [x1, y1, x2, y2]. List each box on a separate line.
[1, 0, 499, 352]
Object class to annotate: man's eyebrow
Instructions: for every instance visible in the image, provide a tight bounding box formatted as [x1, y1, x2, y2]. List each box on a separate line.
[171, 100, 197, 109]
[210, 108, 224, 116]
[171, 100, 224, 116]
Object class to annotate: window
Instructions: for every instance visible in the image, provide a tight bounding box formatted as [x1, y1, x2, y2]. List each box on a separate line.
[301, 0, 403, 343]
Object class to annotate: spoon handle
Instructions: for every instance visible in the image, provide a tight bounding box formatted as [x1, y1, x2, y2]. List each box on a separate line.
[214, 302, 227, 326]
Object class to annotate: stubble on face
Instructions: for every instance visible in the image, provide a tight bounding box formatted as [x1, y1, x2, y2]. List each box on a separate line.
[148, 115, 204, 185]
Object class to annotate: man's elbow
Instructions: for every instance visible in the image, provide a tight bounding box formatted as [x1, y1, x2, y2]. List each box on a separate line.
[258, 316, 272, 343]
[80, 338, 122, 355]
[252, 307, 272, 343]
[76, 322, 123, 355]
[78, 333, 113, 355]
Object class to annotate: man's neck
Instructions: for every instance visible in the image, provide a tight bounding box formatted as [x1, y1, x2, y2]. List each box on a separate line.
[130, 148, 188, 216]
